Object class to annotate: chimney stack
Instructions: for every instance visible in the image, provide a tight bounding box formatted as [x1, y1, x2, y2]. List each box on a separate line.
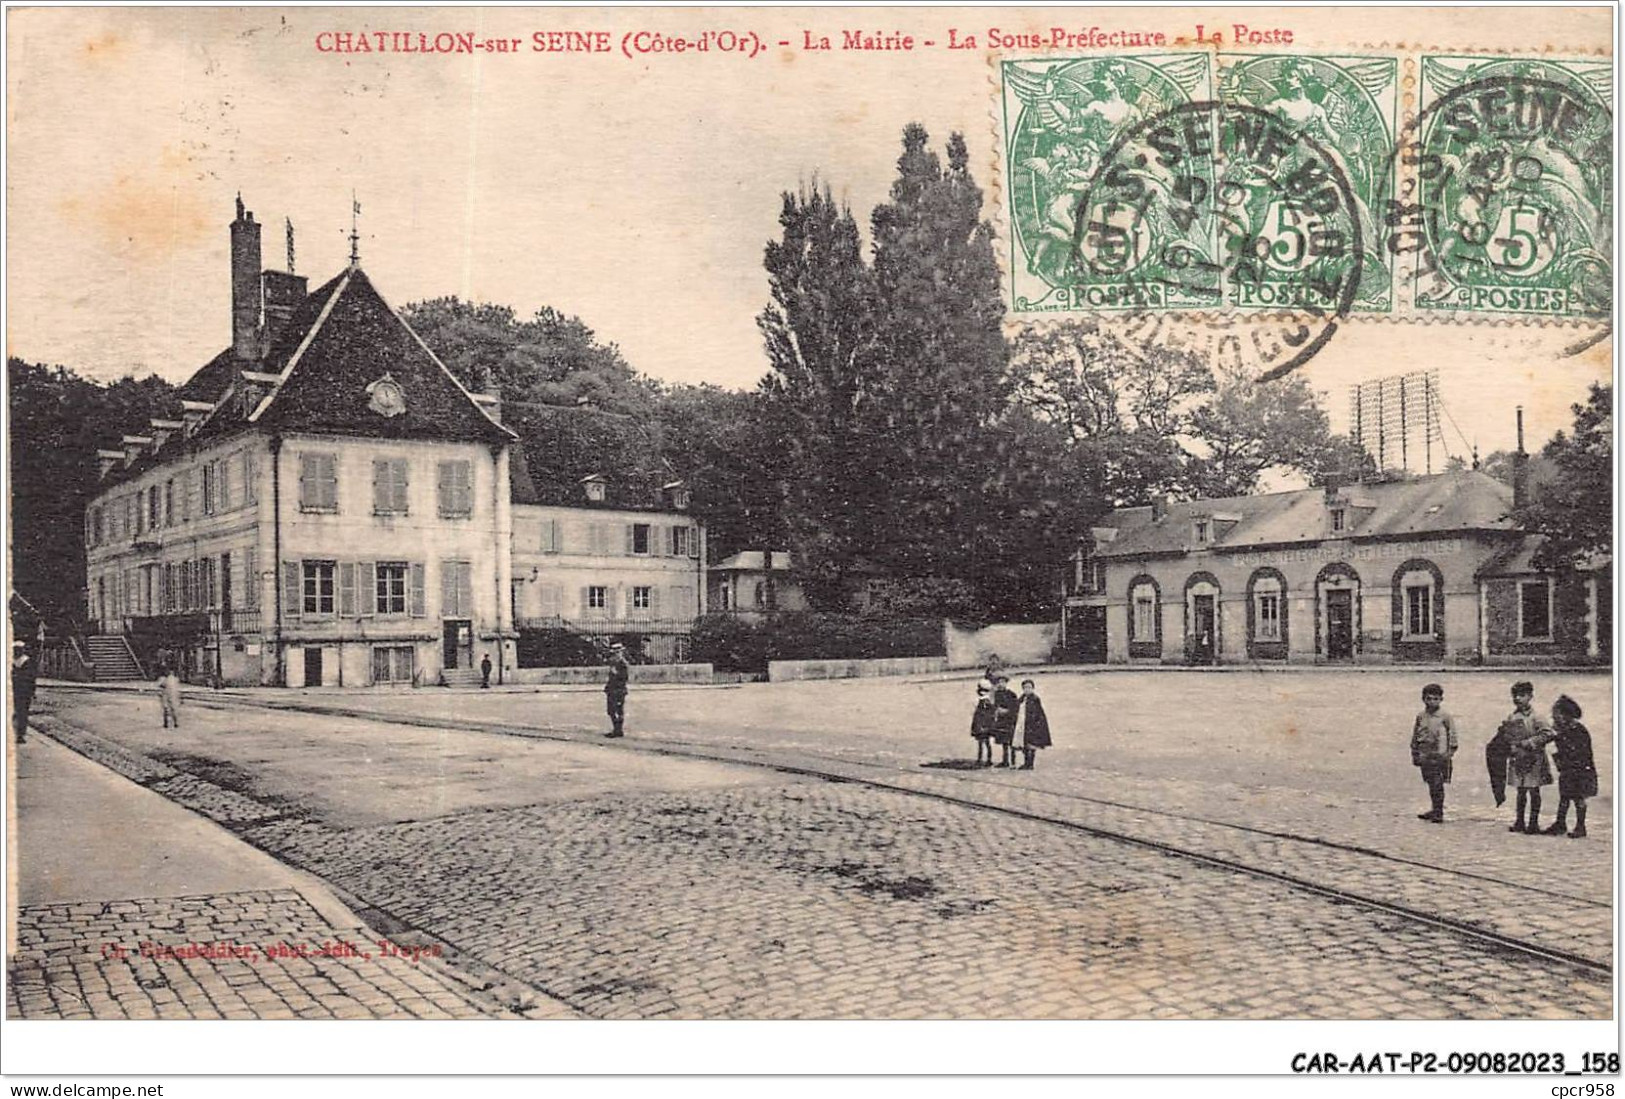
[1151, 494, 1169, 522]
[1512, 405, 1530, 509]
[473, 387, 502, 426]
[231, 195, 262, 360]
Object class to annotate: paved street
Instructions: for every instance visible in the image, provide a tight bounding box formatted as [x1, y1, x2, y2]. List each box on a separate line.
[8, 735, 522, 1020]
[15, 669, 1615, 1019]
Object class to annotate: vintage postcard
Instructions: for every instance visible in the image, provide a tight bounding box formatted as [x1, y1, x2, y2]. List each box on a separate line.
[3, 4, 1615, 1083]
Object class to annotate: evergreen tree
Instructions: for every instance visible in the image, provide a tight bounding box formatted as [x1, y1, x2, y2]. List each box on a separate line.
[757, 183, 883, 606]
[867, 126, 1011, 580]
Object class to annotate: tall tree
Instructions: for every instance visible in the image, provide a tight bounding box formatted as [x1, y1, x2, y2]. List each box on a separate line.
[1512, 382, 1612, 569]
[757, 183, 883, 606]
[866, 125, 1012, 579]
[1187, 368, 1350, 497]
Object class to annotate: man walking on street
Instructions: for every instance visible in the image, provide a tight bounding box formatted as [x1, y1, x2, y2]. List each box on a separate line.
[604, 642, 629, 738]
[12, 640, 37, 745]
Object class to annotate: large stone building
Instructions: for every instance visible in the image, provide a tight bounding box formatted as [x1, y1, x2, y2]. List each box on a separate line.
[83, 198, 703, 686]
[1062, 464, 1610, 667]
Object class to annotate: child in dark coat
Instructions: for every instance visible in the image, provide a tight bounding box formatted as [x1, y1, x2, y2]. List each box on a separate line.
[1409, 683, 1457, 823]
[990, 675, 1020, 767]
[1543, 694, 1597, 839]
[1015, 678, 1052, 770]
[969, 680, 996, 767]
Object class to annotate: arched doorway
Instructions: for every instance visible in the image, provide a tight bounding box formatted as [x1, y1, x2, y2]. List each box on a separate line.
[1184, 571, 1221, 665]
[1315, 563, 1361, 662]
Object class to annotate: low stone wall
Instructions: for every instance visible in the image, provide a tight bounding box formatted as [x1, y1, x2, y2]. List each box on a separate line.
[504, 663, 714, 686]
[944, 621, 1060, 669]
[768, 656, 949, 682]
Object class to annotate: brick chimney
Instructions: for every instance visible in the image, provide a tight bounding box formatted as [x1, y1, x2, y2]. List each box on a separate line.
[231, 195, 262, 360]
[1512, 405, 1529, 509]
[1150, 494, 1169, 522]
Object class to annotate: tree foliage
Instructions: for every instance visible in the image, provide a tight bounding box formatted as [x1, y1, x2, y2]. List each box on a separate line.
[1009, 319, 1356, 502]
[8, 358, 179, 627]
[758, 127, 1092, 618]
[1512, 382, 1612, 570]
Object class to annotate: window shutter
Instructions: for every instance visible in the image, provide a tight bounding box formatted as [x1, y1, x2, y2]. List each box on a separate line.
[244, 549, 258, 610]
[361, 562, 376, 615]
[440, 561, 456, 617]
[625, 524, 636, 555]
[649, 586, 662, 619]
[410, 562, 426, 617]
[322, 455, 337, 510]
[372, 460, 385, 514]
[436, 461, 449, 516]
[457, 563, 473, 619]
[580, 586, 591, 615]
[549, 518, 561, 553]
[339, 562, 356, 617]
[283, 562, 301, 620]
[218, 459, 231, 511]
[688, 526, 700, 558]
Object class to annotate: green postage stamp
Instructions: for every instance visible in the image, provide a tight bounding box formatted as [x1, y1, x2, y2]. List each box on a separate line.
[1406, 55, 1612, 319]
[995, 48, 1609, 324]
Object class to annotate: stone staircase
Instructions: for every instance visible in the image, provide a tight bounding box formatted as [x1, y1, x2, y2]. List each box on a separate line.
[84, 635, 145, 681]
[440, 666, 483, 688]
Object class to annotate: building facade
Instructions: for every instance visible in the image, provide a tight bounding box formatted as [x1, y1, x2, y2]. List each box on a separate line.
[84, 198, 704, 685]
[707, 551, 807, 618]
[1062, 469, 1610, 667]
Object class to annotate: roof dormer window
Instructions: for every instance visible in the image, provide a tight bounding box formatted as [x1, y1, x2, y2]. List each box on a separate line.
[580, 473, 607, 503]
[1194, 519, 1210, 544]
[1330, 507, 1347, 533]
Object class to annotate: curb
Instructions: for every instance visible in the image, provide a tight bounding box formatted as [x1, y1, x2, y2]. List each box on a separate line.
[25, 714, 582, 1020]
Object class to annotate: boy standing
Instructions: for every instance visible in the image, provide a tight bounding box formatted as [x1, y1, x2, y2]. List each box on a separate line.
[156, 664, 183, 729]
[969, 680, 995, 766]
[1409, 683, 1457, 822]
[1497, 681, 1555, 834]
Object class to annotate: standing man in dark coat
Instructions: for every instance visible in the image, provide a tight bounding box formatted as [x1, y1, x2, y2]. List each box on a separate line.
[12, 640, 37, 745]
[990, 674, 1019, 767]
[604, 642, 629, 738]
[480, 652, 493, 689]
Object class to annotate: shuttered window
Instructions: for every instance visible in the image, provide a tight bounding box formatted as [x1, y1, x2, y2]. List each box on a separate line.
[339, 562, 357, 616]
[299, 453, 338, 512]
[440, 560, 473, 617]
[373, 459, 409, 515]
[283, 562, 302, 619]
[539, 518, 561, 553]
[437, 460, 472, 518]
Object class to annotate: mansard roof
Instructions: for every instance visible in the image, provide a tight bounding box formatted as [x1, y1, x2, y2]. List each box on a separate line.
[96, 267, 514, 491]
[1096, 469, 1519, 558]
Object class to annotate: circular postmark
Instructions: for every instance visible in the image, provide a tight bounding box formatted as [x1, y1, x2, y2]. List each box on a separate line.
[1387, 65, 1612, 321]
[1061, 98, 1365, 380]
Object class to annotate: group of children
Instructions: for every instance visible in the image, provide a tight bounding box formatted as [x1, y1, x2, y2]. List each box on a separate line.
[1409, 680, 1598, 837]
[970, 674, 1052, 769]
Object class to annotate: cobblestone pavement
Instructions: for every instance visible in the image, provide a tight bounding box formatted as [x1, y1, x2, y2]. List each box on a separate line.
[23, 693, 1614, 1019]
[8, 889, 504, 1020]
[210, 668, 1613, 904]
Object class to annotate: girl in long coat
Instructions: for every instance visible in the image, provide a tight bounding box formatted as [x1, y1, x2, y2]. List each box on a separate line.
[991, 676, 1020, 767]
[1015, 678, 1052, 770]
[1543, 694, 1597, 839]
[969, 680, 996, 767]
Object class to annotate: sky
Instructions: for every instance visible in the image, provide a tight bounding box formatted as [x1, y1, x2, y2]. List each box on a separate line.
[6, 6, 1612, 459]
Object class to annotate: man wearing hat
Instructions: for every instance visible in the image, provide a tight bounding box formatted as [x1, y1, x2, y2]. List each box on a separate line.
[604, 642, 629, 738]
[12, 639, 37, 745]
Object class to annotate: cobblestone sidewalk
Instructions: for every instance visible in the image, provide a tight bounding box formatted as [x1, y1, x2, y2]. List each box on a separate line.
[8, 889, 504, 1020]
